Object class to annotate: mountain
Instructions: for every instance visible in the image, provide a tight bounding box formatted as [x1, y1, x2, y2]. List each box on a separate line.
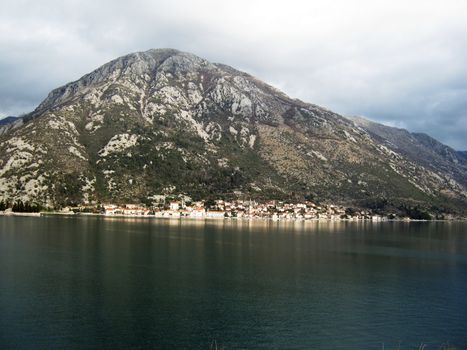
[0, 48, 466, 214]
[458, 151, 467, 160]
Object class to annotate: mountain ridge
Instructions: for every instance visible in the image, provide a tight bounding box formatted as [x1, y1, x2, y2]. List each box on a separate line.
[1, 48, 466, 215]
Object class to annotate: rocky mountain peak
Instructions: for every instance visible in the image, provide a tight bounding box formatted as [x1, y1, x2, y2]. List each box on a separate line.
[34, 49, 209, 113]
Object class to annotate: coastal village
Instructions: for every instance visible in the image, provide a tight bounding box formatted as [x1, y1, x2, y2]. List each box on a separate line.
[0, 196, 442, 220]
[63, 199, 391, 221]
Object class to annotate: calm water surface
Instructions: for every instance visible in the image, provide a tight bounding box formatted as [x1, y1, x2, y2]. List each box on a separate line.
[0, 216, 466, 349]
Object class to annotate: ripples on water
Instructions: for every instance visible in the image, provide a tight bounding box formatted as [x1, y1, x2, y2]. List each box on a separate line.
[1, 217, 466, 349]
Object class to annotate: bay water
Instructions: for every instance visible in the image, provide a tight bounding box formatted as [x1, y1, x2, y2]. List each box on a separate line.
[1, 216, 466, 349]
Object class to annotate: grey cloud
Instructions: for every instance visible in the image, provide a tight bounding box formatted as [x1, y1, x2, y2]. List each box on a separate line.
[1, 0, 466, 149]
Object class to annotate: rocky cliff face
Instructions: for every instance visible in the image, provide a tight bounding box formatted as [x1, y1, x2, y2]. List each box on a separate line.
[0, 49, 466, 213]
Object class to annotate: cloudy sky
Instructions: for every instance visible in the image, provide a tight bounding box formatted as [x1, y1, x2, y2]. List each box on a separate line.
[1, 0, 466, 149]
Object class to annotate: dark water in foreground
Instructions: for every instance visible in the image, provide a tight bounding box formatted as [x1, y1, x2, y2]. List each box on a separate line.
[0, 217, 466, 349]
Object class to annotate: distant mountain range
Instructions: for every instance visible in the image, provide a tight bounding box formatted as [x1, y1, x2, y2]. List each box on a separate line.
[457, 151, 467, 160]
[0, 49, 466, 215]
[0, 116, 19, 126]
[0, 116, 23, 136]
